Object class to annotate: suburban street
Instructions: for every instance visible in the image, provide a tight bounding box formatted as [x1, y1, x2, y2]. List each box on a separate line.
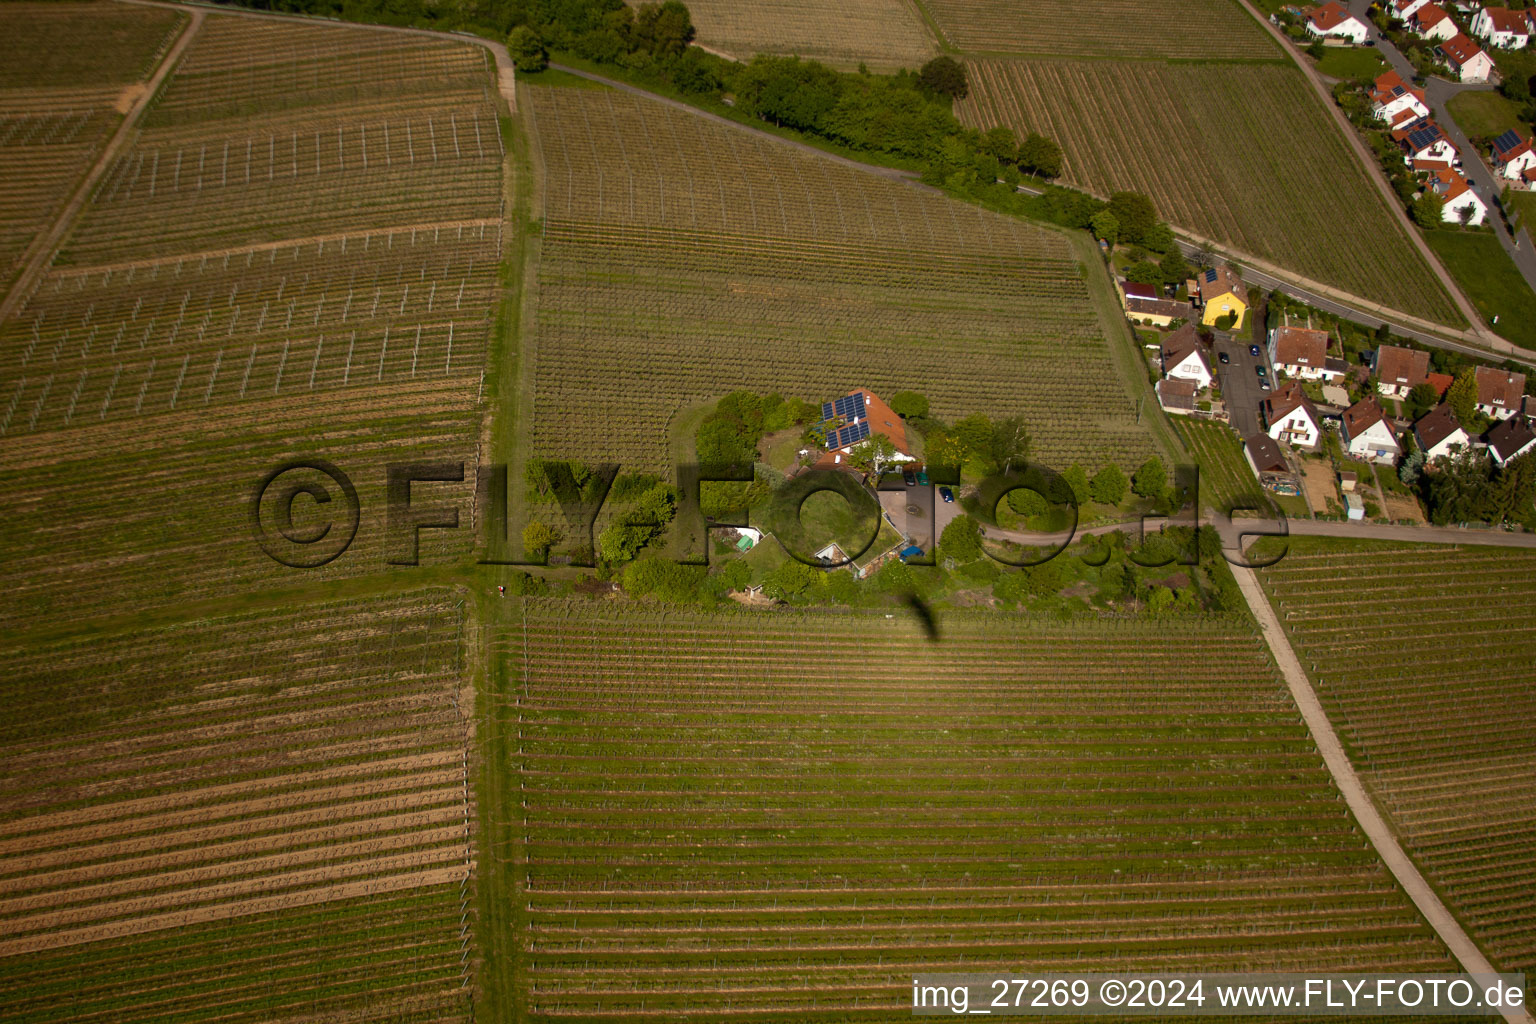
[1344, 0, 1536, 297]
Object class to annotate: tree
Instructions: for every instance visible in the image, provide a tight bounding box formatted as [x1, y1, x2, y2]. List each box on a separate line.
[917, 55, 968, 99]
[633, 1, 694, 58]
[939, 514, 983, 564]
[522, 520, 560, 557]
[1090, 464, 1128, 505]
[1404, 381, 1438, 420]
[1132, 457, 1167, 500]
[987, 415, 1031, 474]
[1125, 260, 1162, 286]
[1089, 211, 1119, 248]
[1107, 192, 1158, 245]
[1446, 368, 1478, 423]
[1159, 249, 1190, 288]
[507, 26, 548, 73]
[1061, 464, 1091, 506]
[760, 559, 822, 602]
[951, 414, 994, 461]
[1412, 190, 1445, 228]
[670, 47, 721, 94]
[1006, 487, 1048, 517]
[1016, 132, 1063, 178]
[889, 391, 929, 419]
[980, 126, 1017, 162]
[924, 429, 968, 472]
[847, 433, 899, 476]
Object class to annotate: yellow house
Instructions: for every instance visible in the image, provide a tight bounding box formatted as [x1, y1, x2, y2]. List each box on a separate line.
[1197, 265, 1247, 329]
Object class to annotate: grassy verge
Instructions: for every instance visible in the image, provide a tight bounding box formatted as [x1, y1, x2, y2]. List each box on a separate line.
[1447, 89, 1525, 140]
[1314, 46, 1387, 82]
[1423, 229, 1536, 351]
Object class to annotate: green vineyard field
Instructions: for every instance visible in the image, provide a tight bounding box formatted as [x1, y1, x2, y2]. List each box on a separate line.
[497, 599, 1461, 1019]
[1260, 539, 1536, 989]
[956, 60, 1463, 327]
[526, 85, 1159, 474]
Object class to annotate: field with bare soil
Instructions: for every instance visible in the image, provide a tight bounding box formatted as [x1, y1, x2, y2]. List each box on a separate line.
[663, 0, 937, 69]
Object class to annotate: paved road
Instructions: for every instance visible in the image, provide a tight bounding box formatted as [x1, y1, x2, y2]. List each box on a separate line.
[1177, 239, 1536, 366]
[0, 6, 204, 321]
[1231, 563, 1534, 1024]
[1347, 0, 1536, 298]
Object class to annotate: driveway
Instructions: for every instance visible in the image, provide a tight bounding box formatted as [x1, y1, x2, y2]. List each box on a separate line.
[1210, 317, 1272, 438]
[1345, 0, 1536, 296]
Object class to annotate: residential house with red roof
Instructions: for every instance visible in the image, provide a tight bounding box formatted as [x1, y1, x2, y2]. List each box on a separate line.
[1474, 366, 1527, 420]
[1471, 5, 1531, 47]
[1409, 2, 1459, 40]
[1373, 344, 1432, 398]
[812, 390, 915, 471]
[1424, 169, 1487, 224]
[1263, 381, 1322, 449]
[1491, 129, 1536, 181]
[1268, 325, 1331, 380]
[1371, 70, 1432, 124]
[1438, 33, 1496, 81]
[1307, 1, 1371, 41]
[1389, 0, 1434, 20]
[1341, 398, 1402, 463]
[1394, 120, 1458, 168]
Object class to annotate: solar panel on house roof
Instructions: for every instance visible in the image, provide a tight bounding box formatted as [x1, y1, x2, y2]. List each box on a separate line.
[1495, 129, 1522, 153]
[821, 402, 835, 420]
[1204, 268, 1217, 282]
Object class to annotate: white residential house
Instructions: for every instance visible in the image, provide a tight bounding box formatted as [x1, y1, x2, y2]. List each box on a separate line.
[1475, 365, 1527, 419]
[1389, 0, 1435, 20]
[1341, 398, 1403, 463]
[1491, 129, 1536, 179]
[1371, 71, 1432, 124]
[1373, 345, 1431, 398]
[1307, 1, 1372, 41]
[1159, 323, 1214, 390]
[1471, 5, 1531, 46]
[1409, 3, 1460, 40]
[1268, 325, 1331, 379]
[1413, 404, 1471, 460]
[1395, 121, 1459, 166]
[1425, 169, 1488, 224]
[1439, 33, 1497, 81]
[1263, 381, 1322, 449]
[1486, 416, 1536, 465]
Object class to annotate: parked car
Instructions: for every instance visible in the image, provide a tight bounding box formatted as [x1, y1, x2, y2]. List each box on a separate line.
[1219, 351, 1231, 364]
[916, 470, 930, 486]
[1249, 344, 1261, 357]
[1259, 380, 1272, 391]
[902, 470, 916, 487]
[939, 486, 954, 503]
[1256, 365, 1267, 377]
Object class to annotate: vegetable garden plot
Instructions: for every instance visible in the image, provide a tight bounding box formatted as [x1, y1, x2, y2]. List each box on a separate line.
[956, 59, 1463, 327]
[0, 591, 475, 1024]
[501, 601, 1459, 1020]
[1260, 540, 1536, 984]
